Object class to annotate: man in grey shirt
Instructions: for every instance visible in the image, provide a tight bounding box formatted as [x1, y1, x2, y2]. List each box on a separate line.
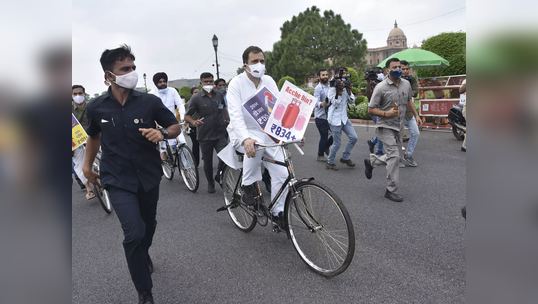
[364, 58, 422, 202]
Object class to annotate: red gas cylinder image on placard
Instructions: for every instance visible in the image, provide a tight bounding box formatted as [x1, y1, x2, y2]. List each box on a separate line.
[282, 98, 301, 129]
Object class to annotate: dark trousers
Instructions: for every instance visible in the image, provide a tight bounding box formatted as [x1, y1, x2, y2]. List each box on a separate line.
[315, 118, 333, 156]
[106, 184, 159, 293]
[188, 127, 200, 167]
[199, 137, 228, 187]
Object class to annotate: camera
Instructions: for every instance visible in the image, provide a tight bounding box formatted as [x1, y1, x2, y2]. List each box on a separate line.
[364, 67, 383, 81]
[329, 69, 352, 89]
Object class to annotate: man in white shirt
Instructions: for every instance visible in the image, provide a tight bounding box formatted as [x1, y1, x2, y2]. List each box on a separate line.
[226, 46, 288, 229]
[152, 72, 186, 160]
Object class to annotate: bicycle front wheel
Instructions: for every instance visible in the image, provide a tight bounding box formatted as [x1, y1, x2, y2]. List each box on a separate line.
[222, 166, 256, 232]
[162, 146, 175, 180]
[178, 145, 199, 192]
[285, 180, 355, 277]
[92, 161, 113, 214]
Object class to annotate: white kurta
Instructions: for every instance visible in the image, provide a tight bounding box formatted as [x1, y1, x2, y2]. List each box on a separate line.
[225, 72, 288, 216]
[152, 87, 186, 149]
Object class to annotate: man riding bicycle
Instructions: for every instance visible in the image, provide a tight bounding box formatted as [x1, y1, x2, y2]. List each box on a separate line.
[226, 46, 289, 228]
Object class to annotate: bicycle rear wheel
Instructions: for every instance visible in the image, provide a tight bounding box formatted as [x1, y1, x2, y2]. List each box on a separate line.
[162, 145, 175, 180]
[178, 144, 199, 192]
[92, 160, 113, 214]
[285, 180, 355, 277]
[222, 166, 256, 232]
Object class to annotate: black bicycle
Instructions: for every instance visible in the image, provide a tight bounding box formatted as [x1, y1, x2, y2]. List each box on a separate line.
[218, 140, 355, 277]
[91, 151, 113, 214]
[161, 127, 199, 192]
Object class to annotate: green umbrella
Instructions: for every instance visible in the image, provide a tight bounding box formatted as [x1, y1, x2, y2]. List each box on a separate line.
[377, 48, 450, 70]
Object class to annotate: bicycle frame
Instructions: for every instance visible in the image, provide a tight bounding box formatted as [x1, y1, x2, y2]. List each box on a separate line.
[232, 144, 298, 215]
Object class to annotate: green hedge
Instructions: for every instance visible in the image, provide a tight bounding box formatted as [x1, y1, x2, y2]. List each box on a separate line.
[278, 76, 297, 90]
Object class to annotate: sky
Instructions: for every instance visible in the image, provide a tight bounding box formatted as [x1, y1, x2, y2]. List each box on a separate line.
[72, 0, 467, 96]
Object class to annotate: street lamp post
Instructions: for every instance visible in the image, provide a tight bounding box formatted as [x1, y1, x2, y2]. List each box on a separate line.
[212, 34, 220, 80]
[143, 73, 147, 93]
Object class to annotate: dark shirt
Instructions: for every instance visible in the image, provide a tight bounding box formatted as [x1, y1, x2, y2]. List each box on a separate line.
[185, 89, 227, 141]
[86, 88, 178, 193]
[72, 101, 89, 130]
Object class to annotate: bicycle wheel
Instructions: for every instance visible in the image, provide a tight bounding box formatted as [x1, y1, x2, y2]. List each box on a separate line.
[162, 145, 175, 180]
[91, 161, 113, 214]
[285, 180, 355, 277]
[222, 166, 256, 232]
[178, 144, 199, 192]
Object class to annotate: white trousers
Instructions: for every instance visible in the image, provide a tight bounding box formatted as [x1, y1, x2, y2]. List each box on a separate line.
[234, 141, 289, 216]
[72, 146, 87, 185]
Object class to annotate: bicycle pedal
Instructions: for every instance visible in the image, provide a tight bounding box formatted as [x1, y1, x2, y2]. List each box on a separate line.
[272, 225, 281, 233]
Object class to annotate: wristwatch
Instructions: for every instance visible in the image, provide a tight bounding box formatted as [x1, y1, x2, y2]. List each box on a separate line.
[160, 128, 169, 139]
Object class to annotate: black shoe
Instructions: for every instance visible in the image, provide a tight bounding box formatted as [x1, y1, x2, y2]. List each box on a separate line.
[208, 184, 216, 193]
[147, 255, 153, 274]
[385, 189, 403, 202]
[272, 212, 288, 232]
[138, 291, 154, 304]
[403, 135, 410, 142]
[339, 158, 356, 167]
[326, 163, 338, 171]
[241, 183, 257, 206]
[367, 139, 376, 154]
[364, 159, 373, 179]
[461, 147, 466, 152]
[461, 206, 466, 219]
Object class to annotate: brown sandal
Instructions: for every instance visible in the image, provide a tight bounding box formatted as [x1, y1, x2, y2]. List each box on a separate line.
[86, 191, 96, 200]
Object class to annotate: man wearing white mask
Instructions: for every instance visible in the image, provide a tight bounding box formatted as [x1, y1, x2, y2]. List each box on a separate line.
[226, 46, 293, 230]
[72, 84, 95, 200]
[151, 72, 186, 161]
[82, 44, 180, 304]
[185, 72, 229, 193]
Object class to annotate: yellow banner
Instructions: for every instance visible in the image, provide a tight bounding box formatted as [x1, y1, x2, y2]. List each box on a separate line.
[72, 114, 88, 150]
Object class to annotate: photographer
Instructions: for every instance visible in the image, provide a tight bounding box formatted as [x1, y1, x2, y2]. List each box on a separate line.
[366, 67, 385, 156]
[326, 67, 358, 170]
[313, 69, 333, 162]
[363, 58, 422, 202]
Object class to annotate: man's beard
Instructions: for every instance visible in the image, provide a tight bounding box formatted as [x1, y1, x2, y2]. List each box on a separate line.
[320, 78, 328, 84]
[158, 85, 167, 89]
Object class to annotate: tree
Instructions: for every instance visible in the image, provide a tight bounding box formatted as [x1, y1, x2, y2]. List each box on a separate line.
[278, 76, 296, 90]
[236, 67, 245, 75]
[178, 86, 192, 100]
[266, 6, 367, 84]
[93, 93, 100, 98]
[417, 32, 466, 77]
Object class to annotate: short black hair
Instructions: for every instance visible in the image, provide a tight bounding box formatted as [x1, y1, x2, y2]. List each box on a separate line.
[385, 58, 400, 69]
[242, 46, 264, 64]
[400, 60, 410, 67]
[72, 85, 85, 93]
[180, 95, 185, 99]
[214, 78, 226, 86]
[100, 44, 135, 72]
[190, 86, 199, 94]
[200, 72, 214, 81]
[317, 69, 328, 77]
[336, 66, 347, 75]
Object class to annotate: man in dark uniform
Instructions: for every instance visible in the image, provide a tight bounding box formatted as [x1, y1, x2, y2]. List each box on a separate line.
[185, 72, 229, 193]
[82, 44, 180, 304]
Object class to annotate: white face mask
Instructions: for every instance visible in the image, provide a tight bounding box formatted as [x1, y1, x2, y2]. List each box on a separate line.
[109, 70, 139, 89]
[246, 63, 265, 78]
[377, 73, 385, 81]
[73, 95, 85, 104]
[203, 85, 213, 93]
[159, 88, 169, 94]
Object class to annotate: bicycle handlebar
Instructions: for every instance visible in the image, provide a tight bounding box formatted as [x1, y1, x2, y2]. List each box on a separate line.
[254, 139, 303, 148]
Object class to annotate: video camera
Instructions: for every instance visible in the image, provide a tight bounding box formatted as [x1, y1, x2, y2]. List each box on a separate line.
[329, 69, 352, 89]
[364, 67, 383, 82]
